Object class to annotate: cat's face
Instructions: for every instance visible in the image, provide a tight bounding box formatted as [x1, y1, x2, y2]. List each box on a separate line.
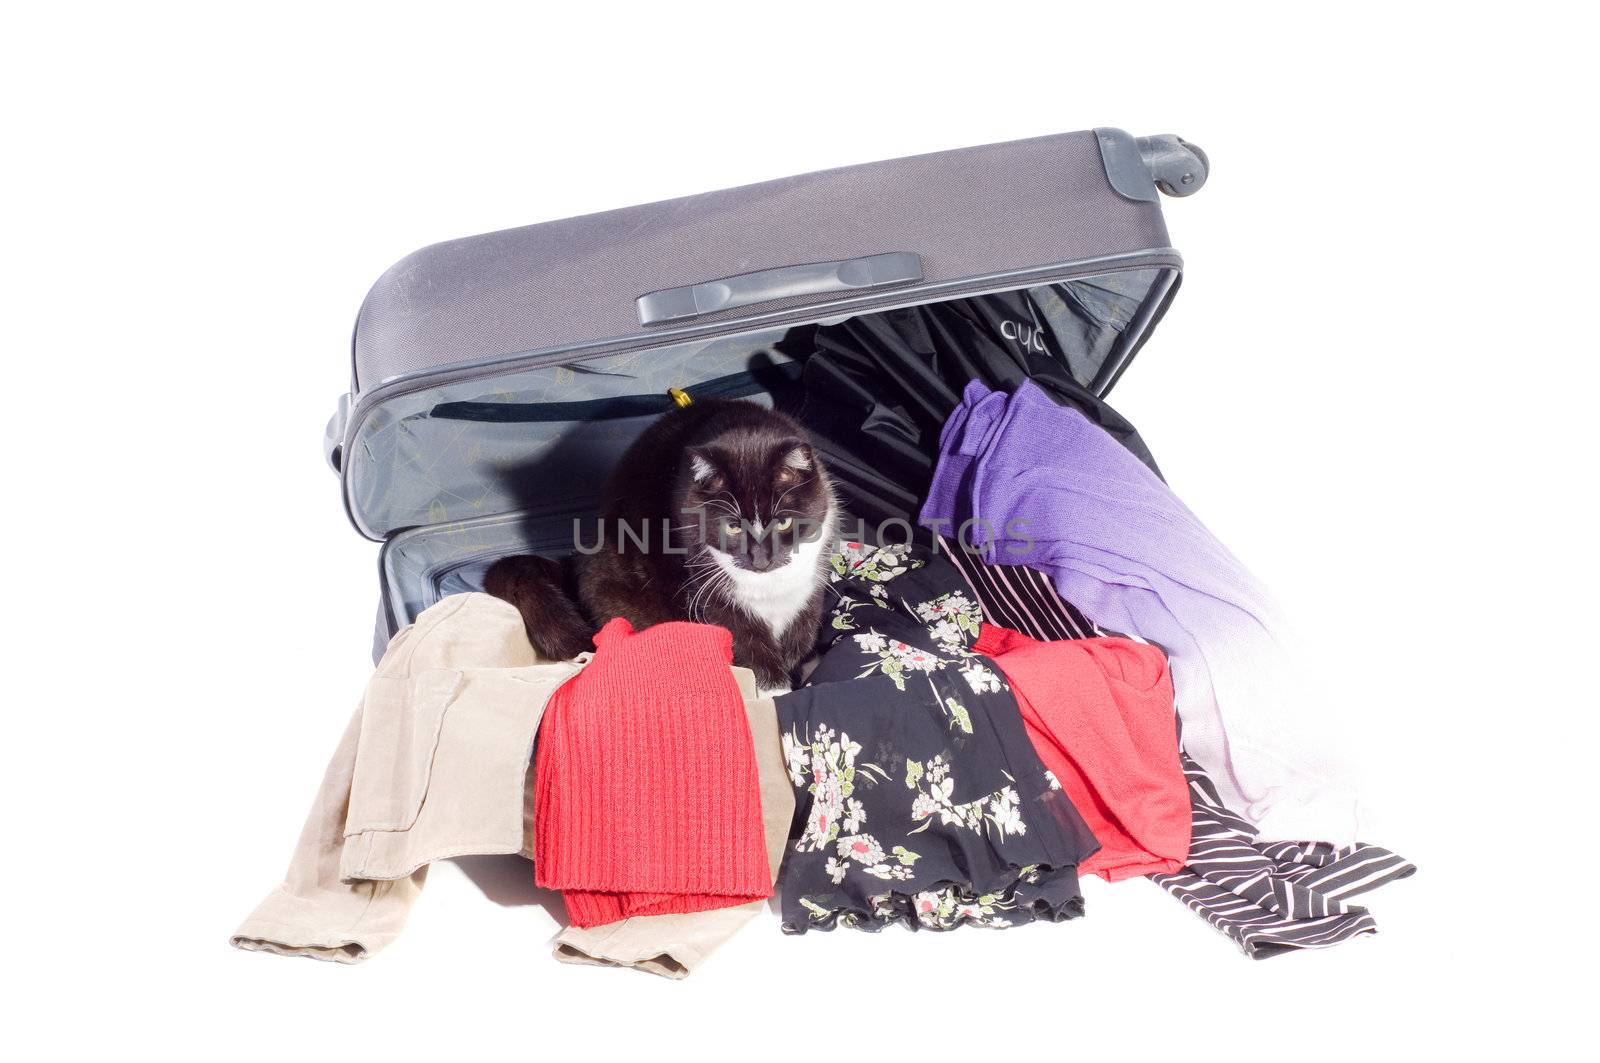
[677, 429, 834, 572]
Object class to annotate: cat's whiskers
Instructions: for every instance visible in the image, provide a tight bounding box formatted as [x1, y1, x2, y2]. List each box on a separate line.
[687, 560, 732, 623]
[711, 570, 737, 614]
[679, 557, 723, 594]
[678, 547, 726, 617]
[711, 575, 734, 620]
[666, 523, 705, 549]
[680, 566, 721, 596]
[675, 547, 720, 582]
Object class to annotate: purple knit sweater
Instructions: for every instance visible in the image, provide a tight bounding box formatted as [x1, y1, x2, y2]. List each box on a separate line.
[921, 380, 1359, 843]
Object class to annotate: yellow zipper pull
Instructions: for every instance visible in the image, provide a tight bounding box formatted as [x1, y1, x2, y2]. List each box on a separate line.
[668, 387, 694, 408]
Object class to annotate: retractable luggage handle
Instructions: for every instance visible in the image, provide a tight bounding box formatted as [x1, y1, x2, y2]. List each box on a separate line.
[635, 251, 923, 326]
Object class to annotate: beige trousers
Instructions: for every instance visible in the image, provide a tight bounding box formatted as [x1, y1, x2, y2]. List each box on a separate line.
[231, 592, 791, 977]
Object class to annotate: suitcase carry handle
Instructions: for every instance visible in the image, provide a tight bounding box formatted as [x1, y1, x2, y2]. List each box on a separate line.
[636, 251, 923, 325]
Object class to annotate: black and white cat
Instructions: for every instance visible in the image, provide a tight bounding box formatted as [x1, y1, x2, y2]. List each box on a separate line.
[485, 398, 838, 691]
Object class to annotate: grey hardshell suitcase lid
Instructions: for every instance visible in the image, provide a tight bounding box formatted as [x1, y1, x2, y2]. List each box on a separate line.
[327, 128, 1208, 658]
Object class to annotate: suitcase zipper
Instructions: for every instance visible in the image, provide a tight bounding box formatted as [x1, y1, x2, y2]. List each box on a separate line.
[424, 362, 803, 423]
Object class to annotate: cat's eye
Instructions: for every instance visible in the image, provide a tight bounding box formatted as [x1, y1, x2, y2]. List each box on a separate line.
[773, 516, 795, 532]
[720, 518, 743, 537]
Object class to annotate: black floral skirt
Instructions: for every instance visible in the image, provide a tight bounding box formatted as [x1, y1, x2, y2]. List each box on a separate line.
[776, 541, 1100, 932]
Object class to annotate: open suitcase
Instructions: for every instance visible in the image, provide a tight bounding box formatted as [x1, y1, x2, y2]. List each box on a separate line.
[323, 128, 1210, 661]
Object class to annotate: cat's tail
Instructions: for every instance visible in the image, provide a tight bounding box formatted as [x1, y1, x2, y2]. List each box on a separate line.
[482, 554, 595, 661]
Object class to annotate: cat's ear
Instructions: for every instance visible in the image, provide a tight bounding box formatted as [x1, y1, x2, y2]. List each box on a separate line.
[776, 440, 813, 482]
[686, 447, 725, 491]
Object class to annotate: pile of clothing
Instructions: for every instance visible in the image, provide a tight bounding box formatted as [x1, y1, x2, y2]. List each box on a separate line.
[233, 314, 1413, 976]
[230, 594, 799, 977]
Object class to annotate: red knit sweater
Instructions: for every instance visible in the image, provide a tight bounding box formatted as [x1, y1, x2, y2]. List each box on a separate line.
[533, 618, 771, 927]
[973, 625, 1191, 882]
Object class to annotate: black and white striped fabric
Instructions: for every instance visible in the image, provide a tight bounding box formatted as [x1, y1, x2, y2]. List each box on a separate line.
[935, 535, 1416, 956]
[1151, 751, 1415, 957]
[937, 536, 1101, 640]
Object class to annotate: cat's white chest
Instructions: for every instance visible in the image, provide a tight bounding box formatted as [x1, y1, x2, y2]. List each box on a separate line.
[709, 531, 827, 640]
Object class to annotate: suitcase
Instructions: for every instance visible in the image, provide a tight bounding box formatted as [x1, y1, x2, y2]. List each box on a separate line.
[322, 128, 1209, 660]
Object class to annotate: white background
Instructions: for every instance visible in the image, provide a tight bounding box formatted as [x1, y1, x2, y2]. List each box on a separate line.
[7, 2, 1595, 1057]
